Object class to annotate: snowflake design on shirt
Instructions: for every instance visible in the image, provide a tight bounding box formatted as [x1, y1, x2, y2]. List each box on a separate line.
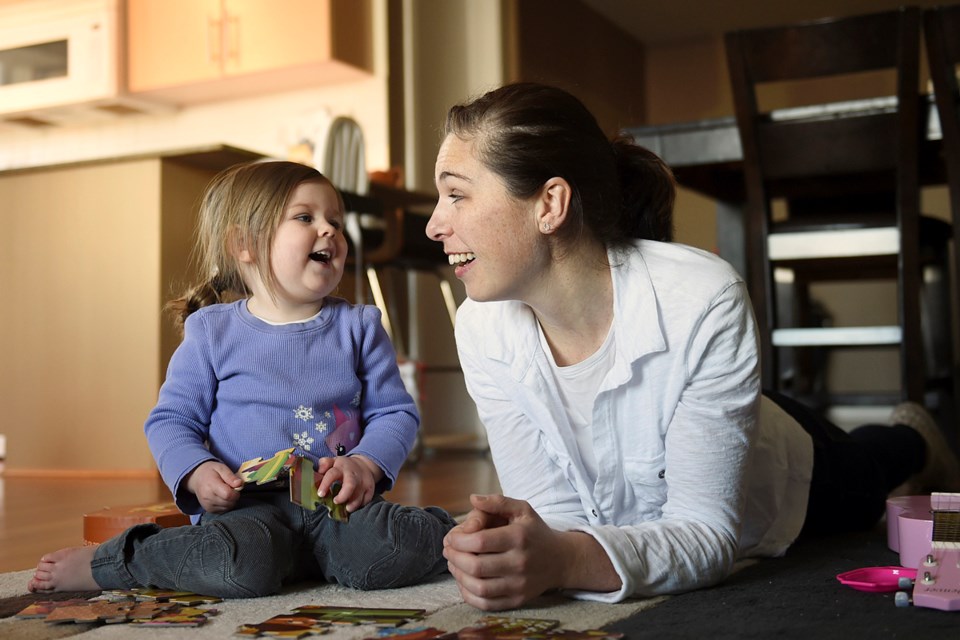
[293, 405, 314, 422]
[315, 420, 328, 434]
[351, 391, 361, 408]
[293, 430, 314, 451]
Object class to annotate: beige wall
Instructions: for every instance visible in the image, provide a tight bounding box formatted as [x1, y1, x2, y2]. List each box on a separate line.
[0, 155, 233, 473]
[0, 160, 163, 472]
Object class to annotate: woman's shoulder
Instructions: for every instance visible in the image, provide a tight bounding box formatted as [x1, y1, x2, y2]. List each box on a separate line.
[625, 240, 744, 296]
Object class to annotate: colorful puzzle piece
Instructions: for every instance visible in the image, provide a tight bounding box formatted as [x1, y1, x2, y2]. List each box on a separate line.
[238, 448, 297, 485]
[14, 599, 91, 619]
[235, 614, 332, 638]
[448, 617, 560, 640]
[289, 457, 349, 522]
[440, 618, 623, 640]
[292, 605, 426, 626]
[367, 627, 449, 640]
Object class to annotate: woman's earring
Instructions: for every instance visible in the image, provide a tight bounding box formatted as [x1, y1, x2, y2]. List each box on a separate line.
[542, 222, 551, 232]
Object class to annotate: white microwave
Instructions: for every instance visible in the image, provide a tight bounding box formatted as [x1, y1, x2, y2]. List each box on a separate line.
[0, 0, 162, 126]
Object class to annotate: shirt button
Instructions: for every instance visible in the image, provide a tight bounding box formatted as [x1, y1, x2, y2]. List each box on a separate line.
[658, 470, 665, 479]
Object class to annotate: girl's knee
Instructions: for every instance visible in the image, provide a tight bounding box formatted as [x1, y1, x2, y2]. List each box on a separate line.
[191, 520, 288, 597]
[342, 503, 455, 590]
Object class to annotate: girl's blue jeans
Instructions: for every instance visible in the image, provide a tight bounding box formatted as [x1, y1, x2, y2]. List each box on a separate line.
[89, 491, 456, 598]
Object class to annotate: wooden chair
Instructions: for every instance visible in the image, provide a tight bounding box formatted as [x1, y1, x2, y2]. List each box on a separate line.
[923, 3, 960, 425]
[725, 7, 953, 410]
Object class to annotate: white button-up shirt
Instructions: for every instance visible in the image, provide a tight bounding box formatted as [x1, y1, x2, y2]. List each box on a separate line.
[454, 240, 813, 602]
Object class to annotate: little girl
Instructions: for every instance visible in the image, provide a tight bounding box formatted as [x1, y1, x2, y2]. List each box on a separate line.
[28, 160, 456, 598]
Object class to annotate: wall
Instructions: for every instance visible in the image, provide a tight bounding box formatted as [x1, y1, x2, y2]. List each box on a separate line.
[0, 159, 164, 472]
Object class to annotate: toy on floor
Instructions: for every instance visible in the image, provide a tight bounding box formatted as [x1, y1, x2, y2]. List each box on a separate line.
[891, 492, 960, 611]
[237, 448, 349, 522]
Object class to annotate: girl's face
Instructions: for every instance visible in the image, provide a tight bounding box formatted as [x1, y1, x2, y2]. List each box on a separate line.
[250, 180, 347, 320]
[427, 134, 547, 303]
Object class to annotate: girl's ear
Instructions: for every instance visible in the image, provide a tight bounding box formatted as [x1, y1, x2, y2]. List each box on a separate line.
[536, 177, 572, 235]
[227, 227, 255, 263]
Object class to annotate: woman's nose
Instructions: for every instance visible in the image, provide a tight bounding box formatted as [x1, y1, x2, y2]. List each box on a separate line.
[426, 205, 446, 241]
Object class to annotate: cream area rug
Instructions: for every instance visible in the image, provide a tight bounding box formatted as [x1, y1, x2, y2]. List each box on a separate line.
[0, 568, 666, 639]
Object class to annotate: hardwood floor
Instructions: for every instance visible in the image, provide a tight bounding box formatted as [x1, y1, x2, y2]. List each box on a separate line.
[0, 450, 499, 574]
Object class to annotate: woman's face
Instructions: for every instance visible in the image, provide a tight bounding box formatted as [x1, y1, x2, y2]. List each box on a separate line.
[427, 134, 546, 303]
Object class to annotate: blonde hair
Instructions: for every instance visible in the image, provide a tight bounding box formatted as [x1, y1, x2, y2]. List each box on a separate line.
[167, 160, 343, 329]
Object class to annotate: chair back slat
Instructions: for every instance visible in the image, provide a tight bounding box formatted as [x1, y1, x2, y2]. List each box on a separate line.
[736, 11, 904, 82]
[756, 112, 899, 180]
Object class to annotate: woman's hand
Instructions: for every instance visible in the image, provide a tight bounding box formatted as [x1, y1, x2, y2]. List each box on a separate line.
[185, 460, 244, 513]
[443, 494, 612, 610]
[316, 454, 382, 512]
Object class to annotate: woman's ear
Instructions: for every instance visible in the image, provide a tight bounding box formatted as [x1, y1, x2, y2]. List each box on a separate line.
[536, 177, 572, 235]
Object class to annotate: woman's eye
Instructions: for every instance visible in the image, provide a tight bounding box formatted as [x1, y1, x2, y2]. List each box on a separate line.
[449, 193, 464, 203]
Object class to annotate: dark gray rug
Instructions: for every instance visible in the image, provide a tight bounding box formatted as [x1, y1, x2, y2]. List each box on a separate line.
[608, 525, 958, 639]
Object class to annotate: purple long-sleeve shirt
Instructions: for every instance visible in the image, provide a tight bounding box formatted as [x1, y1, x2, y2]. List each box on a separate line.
[144, 298, 418, 517]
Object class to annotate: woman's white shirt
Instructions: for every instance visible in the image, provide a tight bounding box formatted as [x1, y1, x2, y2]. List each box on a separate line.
[454, 240, 813, 602]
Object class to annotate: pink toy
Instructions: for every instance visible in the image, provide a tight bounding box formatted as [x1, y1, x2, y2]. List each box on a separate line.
[836, 566, 917, 592]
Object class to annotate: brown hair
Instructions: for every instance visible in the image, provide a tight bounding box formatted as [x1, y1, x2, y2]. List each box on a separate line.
[444, 82, 674, 247]
[167, 160, 342, 329]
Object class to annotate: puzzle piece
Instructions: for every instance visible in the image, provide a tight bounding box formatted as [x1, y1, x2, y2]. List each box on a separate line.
[289, 456, 349, 522]
[238, 448, 297, 485]
[15, 599, 91, 619]
[368, 627, 448, 640]
[99, 587, 222, 604]
[43, 601, 134, 624]
[128, 605, 217, 627]
[235, 614, 332, 638]
[450, 617, 561, 640]
[292, 605, 426, 626]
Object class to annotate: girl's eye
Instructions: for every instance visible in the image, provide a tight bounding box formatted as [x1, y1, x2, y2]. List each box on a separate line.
[328, 219, 343, 231]
[295, 213, 313, 223]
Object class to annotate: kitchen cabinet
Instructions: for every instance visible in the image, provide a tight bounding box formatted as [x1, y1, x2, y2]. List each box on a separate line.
[0, 146, 262, 474]
[127, 0, 373, 105]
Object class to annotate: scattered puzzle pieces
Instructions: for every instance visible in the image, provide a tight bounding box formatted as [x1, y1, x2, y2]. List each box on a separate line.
[15, 590, 220, 628]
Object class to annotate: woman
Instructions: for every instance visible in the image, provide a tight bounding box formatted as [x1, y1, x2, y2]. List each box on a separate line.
[425, 82, 960, 611]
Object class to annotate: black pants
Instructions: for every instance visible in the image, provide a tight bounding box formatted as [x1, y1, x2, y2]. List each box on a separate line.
[763, 390, 926, 536]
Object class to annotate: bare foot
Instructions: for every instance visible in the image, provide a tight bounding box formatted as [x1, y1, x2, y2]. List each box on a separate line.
[27, 546, 99, 593]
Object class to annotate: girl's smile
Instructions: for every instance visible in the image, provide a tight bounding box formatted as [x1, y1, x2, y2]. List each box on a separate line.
[243, 180, 347, 322]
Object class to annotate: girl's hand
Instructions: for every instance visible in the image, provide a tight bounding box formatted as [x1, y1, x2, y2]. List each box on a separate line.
[316, 454, 382, 513]
[443, 494, 620, 611]
[185, 460, 244, 513]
